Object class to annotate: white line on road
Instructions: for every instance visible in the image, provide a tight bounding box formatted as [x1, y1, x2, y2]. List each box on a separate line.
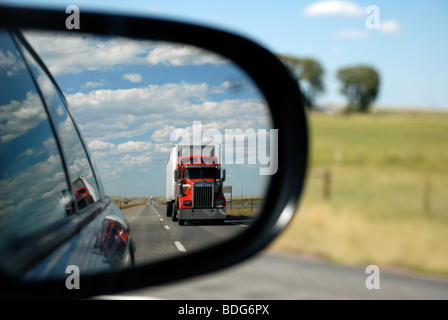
[174, 241, 187, 252]
[227, 222, 249, 227]
[164, 225, 170, 230]
[160, 218, 163, 221]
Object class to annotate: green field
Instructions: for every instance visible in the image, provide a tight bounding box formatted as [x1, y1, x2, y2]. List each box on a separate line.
[108, 196, 148, 210]
[270, 110, 448, 277]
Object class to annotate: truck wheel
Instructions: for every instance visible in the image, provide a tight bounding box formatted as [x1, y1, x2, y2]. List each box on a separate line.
[179, 219, 185, 226]
[172, 205, 178, 222]
[166, 202, 172, 217]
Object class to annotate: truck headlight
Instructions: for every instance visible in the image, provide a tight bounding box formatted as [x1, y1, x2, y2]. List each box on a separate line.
[182, 200, 192, 206]
[215, 200, 224, 208]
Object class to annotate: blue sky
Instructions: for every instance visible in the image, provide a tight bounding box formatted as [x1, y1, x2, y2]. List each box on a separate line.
[4, 0, 448, 109]
[3, 0, 448, 198]
[22, 31, 273, 197]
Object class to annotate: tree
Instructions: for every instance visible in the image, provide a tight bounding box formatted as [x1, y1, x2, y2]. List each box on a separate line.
[278, 55, 325, 109]
[336, 65, 380, 113]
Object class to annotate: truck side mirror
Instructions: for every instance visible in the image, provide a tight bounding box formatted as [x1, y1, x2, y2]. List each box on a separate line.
[174, 168, 179, 181]
[222, 169, 226, 182]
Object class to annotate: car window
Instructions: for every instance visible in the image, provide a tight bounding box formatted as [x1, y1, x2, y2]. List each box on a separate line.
[16, 34, 103, 211]
[0, 29, 72, 271]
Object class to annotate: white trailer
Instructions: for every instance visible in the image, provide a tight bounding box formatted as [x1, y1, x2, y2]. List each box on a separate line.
[165, 146, 178, 204]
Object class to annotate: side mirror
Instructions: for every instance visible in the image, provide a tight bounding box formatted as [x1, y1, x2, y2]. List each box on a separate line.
[0, 5, 308, 299]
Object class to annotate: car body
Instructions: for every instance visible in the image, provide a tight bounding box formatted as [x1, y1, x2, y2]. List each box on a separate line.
[0, 29, 135, 285]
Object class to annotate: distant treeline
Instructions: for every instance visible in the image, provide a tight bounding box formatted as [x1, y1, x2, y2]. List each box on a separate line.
[277, 55, 380, 113]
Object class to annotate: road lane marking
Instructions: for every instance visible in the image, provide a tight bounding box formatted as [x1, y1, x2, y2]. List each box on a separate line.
[174, 241, 187, 252]
[152, 204, 163, 216]
[164, 225, 170, 230]
[227, 222, 249, 227]
[160, 218, 163, 221]
[121, 206, 146, 224]
[121, 206, 140, 214]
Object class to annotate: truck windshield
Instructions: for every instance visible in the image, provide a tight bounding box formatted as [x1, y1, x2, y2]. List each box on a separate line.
[186, 167, 218, 179]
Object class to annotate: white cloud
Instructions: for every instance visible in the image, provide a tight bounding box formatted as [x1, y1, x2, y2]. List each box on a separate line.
[380, 19, 401, 33]
[66, 81, 270, 150]
[123, 73, 143, 83]
[83, 81, 106, 88]
[303, 0, 364, 17]
[145, 43, 227, 66]
[0, 49, 25, 76]
[151, 125, 177, 142]
[0, 149, 69, 240]
[24, 31, 149, 76]
[0, 91, 46, 142]
[24, 32, 228, 76]
[117, 140, 152, 152]
[121, 154, 151, 166]
[88, 140, 115, 150]
[66, 82, 211, 140]
[111, 167, 123, 178]
[76, 90, 270, 180]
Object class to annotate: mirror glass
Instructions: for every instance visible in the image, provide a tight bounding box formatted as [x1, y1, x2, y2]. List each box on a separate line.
[1, 30, 276, 273]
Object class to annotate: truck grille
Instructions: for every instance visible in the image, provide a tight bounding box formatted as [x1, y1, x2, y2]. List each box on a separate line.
[193, 184, 214, 208]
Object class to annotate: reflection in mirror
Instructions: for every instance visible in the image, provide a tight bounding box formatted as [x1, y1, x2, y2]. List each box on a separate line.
[18, 38, 102, 213]
[22, 30, 275, 267]
[0, 29, 73, 275]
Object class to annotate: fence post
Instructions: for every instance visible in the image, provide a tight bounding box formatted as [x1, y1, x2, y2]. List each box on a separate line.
[323, 170, 331, 200]
[423, 179, 431, 214]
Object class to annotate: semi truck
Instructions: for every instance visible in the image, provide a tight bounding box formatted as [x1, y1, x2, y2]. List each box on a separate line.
[166, 144, 227, 226]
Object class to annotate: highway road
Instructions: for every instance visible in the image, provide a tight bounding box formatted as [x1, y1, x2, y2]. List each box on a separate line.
[112, 199, 448, 300]
[122, 199, 250, 265]
[115, 251, 448, 300]
[129, 198, 140, 205]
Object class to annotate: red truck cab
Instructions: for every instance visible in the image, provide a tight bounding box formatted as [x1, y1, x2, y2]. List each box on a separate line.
[177, 155, 226, 212]
[166, 144, 227, 226]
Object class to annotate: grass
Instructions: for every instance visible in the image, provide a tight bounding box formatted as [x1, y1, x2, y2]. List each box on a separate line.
[269, 110, 448, 277]
[228, 197, 262, 206]
[226, 207, 258, 218]
[108, 196, 148, 210]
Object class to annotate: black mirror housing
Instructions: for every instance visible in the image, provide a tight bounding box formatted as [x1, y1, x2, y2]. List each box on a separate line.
[0, 4, 308, 299]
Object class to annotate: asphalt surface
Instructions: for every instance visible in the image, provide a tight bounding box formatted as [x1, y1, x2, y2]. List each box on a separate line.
[116, 251, 448, 300]
[113, 200, 448, 300]
[122, 200, 250, 265]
